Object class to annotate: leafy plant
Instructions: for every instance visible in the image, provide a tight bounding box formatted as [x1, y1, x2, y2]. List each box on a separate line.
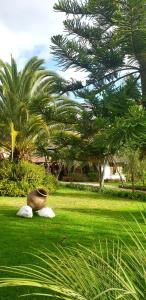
[42, 174, 58, 193]
[0, 56, 74, 160]
[0, 160, 57, 196]
[0, 180, 23, 197]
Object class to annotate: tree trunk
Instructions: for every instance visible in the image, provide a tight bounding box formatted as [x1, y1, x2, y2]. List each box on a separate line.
[140, 69, 146, 109]
[112, 158, 125, 187]
[98, 164, 103, 189]
[11, 147, 21, 161]
[56, 163, 63, 180]
[137, 52, 146, 108]
[100, 173, 105, 188]
[142, 174, 145, 187]
[131, 172, 135, 193]
[98, 160, 106, 189]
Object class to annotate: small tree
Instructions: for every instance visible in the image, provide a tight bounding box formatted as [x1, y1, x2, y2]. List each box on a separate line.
[123, 147, 141, 192]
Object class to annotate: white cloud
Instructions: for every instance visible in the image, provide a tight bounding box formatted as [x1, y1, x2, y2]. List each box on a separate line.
[0, 23, 32, 62]
[0, 0, 87, 83]
[59, 68, 88, 84]
[0, 0, 64, 62]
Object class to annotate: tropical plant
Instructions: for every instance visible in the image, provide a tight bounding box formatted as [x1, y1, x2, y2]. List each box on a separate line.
[51, 0, 146, 106]
[0, 214, 145, 299]
[0, 56, 76, 160]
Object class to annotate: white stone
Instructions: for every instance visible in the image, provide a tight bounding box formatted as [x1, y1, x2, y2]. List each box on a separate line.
[17, 205, 33, 218]
[36, 207, 55, 218]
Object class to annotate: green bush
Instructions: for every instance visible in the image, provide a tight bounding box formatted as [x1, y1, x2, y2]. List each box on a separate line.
[0, 160, 57, 197]
[61, 182, 146, 201]
[119, 184, 146, 191]
[0, 160, 12, 180]
[100, 188, 146, 201]
[0, 180, 23, 197]
[42, 174, 58, 194]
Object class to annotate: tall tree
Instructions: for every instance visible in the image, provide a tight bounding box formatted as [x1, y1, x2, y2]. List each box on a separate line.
[52, 0, 146, 107]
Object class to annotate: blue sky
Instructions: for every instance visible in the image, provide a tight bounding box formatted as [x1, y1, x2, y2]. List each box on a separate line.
[0, 0, 86, 82]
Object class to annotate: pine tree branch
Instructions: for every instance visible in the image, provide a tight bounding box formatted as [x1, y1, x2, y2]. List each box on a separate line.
[54, 0, 89, 15]
[51, 35, 93, 72]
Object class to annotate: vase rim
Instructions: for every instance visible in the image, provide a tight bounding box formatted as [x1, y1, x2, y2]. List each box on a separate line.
[36, 188, 48, 197]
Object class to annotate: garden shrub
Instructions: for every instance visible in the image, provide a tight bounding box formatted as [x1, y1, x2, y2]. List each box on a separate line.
[0, 180, 23, 197]
[119, 184, 146, 191]
[61, 182, 146, 201]
[0, 160, 12, 180]
[42, 174, 58, 194]
[100, 188, 146, 201]
[0, 160, 57, 197]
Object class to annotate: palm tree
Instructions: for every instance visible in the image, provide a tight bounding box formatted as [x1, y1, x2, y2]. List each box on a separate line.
[0, 56, 76, 160]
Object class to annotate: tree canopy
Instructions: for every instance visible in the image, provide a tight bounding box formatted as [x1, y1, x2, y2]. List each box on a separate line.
[52, 0, 146, 107]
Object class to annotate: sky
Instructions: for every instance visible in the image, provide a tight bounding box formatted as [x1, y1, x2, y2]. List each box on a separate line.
[0, 0, 86, 82]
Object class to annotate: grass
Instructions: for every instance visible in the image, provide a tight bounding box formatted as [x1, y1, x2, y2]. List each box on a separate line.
[0, 187, 146, 299]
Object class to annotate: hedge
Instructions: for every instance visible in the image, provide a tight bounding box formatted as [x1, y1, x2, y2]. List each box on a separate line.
[61, 182, 146, 201]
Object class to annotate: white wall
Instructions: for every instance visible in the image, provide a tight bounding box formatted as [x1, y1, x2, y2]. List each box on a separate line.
[103, 163, 126, 181]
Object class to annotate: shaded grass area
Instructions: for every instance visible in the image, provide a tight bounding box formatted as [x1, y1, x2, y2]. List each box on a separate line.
[0, 187, 146, 299]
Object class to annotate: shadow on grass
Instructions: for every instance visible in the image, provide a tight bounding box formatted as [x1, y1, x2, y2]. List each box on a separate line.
[1, 206, 145, 226]
[0, 206, 144, 251]
[60, 207, 146, 223]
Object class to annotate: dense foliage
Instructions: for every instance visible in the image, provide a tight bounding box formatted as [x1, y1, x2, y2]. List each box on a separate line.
[52, 0, 146, 106]
[0, 160, 57, 196]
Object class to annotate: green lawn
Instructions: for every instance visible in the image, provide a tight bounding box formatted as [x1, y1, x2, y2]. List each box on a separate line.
[0, 187, 146, 299]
